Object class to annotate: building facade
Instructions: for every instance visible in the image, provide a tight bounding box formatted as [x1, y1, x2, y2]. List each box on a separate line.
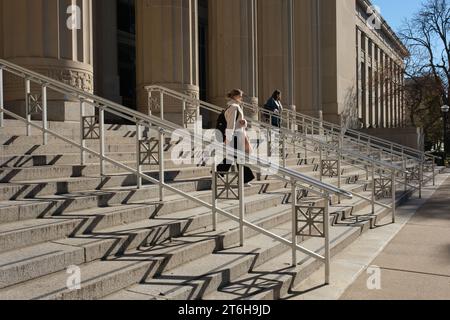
[0, 0, 408, 129]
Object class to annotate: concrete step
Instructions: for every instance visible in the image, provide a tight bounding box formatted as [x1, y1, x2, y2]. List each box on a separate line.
[0, 179, 206, 224]
[0, 196, 305, 299]
[0, 161, 212, 183]
[0, 179, 298, 252]
[0, 160, 312, 201]
[0, 141, 166, 156]
[0, 134, 175, 148]
[0, 120, 140, 137]
[204, 205, 395, 300]
[0, 163, 371, 224]
[0, 183, 360, 300]
[0, 185, 301, 290]
[0, 181, 369, 289]
[104, 198, 386, 301]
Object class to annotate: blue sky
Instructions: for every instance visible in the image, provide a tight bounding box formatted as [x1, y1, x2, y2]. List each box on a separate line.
[371, 0, 424, 32]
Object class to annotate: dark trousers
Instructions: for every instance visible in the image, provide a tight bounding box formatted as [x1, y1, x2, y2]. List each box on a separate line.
[216, 136, 255, 184]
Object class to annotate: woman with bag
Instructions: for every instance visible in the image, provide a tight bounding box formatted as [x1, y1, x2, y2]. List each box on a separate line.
[216, 89, 255, 187]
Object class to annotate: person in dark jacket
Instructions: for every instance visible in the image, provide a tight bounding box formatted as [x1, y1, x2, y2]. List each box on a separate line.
[264, 90, 283, 128]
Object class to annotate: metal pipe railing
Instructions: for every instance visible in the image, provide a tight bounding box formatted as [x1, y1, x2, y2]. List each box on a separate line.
[145, 85, 436, 197]
[145, 85, 440, 226]
[145, 85, 409, 239]
[0, 59, 353, 286]
[241, 99, 438, 167]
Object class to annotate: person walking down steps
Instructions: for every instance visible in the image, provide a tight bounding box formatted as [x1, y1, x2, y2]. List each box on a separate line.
[216, 89, 255, 187]
[264, 90, 284, 128]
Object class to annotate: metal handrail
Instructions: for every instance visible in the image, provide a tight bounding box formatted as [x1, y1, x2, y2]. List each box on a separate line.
[145, 84, 418, 203]
[246, 100, 429, 159]
[0, 60, 353, 198]
[0, 59, 359, 284]
[145, 85, 414, 222]
[145, 85, 405, 173]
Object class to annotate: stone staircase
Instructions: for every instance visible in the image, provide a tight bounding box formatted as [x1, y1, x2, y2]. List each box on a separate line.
[0, 119, 441, 300]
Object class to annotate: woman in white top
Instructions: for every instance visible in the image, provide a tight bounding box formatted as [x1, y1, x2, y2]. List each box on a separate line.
[224, 90, 248, 146]
[217, 89, 255, 186]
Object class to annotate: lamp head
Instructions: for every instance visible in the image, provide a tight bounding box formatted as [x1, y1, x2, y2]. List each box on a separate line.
[442, 105, 450, 113]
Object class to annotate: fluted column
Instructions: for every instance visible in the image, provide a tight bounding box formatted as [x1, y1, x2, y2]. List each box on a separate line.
[136, 0, 199, 123]
[364, 35, 370, 128]
[379, 50, 385, 128]
[93, 0, 121, 104]
[388, 58, 393, 128]
[0, 0, 94, 121]
[208, 0, 258, 118]
[375, 45, 381, 128]
[257, 0, 294, 114]
[356, 29, 363, 124]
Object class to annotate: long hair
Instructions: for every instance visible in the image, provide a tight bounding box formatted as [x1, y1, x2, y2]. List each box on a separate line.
[227, 89, 244, 100]
[272, 90, 281, 100]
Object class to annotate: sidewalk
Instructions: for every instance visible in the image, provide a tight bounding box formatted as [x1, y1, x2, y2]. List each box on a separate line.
[341, 175, 450, 300]
[285, 172, 450, 300]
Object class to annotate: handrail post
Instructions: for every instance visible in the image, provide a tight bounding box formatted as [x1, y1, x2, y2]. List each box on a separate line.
[238, 163, 245, 247]
[403, 159, 407, 192]
[136, 122, 142, 189]
[160, 91, 164, 120]
[212, 161, 218, 231]
[0, 66, 4, 128]
[282, 134, 287, 168]
[419, 160, 423, 199]
[159, 127, 165, 202]
[371, 165, 375, 214]
[392, 169, 396, 224]
[432, 157, 436, 186]
[79, 99, 86, 166]
[291, 178, 297, 266]
[25, 78, 31, 136]
[319, 145, 323, 182]
[41, 85, 48, 145]
[99, 105, 105, 176]
[324, 193, 331, 285]
[147, 90, 152, 116]
[337, 137, 342, 204]
[182, 99, 186, 128]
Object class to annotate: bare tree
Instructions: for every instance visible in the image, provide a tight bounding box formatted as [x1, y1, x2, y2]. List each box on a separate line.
[398, 0, 449, 149]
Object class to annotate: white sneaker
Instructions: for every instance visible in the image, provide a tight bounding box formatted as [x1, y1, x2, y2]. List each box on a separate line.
[244, 183, 253, 188]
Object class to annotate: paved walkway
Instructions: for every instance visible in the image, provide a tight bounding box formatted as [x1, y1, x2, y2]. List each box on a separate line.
[285, 172, 450, 300]
[341, 175, 450, 300]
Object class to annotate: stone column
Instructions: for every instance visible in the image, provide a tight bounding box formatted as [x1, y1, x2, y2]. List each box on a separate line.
[364, 35, 370, 128]
[375, 45, 381, 128]
[394, 63, 399, 127]
[93, 0, 122, 104]
[369, 40, 376, 128]
[257, 0, 293, 113]
[379, 50, 385, 128]
[401, 67, 405, 127]
[208, 0, 258, 118]
[0, 0, 94, 121]
[356, 28, 363, 124]
[136, 0, 199, 124]
[388, 58, 393, 128]
[397, 64, 401, 127]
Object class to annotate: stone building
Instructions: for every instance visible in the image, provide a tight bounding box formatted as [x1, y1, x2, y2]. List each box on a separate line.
[0, 0, 408, 130]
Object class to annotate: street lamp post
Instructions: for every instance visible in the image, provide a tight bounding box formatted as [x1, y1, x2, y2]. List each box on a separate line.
[442, 105, 450, 161]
